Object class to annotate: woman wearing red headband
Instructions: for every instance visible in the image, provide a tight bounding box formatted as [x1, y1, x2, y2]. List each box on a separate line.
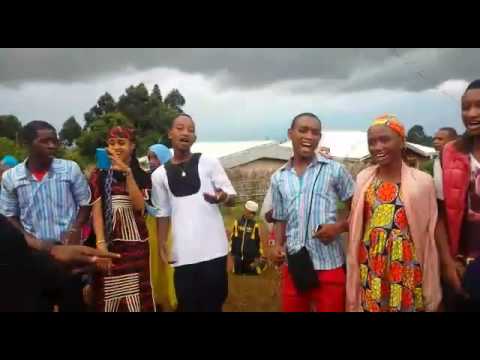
[89, 126, 155, 312]
[346, 115, 441, 312]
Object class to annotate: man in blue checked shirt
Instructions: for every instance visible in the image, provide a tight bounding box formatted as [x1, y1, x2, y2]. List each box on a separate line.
[0, 121, 92, 312]
[270, 113, 354, 312]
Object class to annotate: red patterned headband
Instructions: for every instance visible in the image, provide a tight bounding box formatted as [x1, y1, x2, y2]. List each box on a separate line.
[108, 126, 135, 141]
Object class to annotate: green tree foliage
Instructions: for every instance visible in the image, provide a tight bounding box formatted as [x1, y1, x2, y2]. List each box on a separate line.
[0, 115, 22, 141]
[407, 125, 433, 147]
[164, 89, 186, 112]
[59, 116, 82, 146]
[83, 92, 117, 128]
[76, 112, 133, 158]
[151, 84, 162, 103]
[0, 137, 27, 161]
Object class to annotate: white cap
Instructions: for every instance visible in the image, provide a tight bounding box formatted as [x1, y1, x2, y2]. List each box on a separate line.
[245, 200, 259, 213]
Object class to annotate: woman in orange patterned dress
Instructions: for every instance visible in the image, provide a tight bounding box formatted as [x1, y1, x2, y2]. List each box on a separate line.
[346, 115, 441, 312]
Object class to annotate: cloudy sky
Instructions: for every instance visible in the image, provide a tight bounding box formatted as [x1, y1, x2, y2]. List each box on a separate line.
[0, 48, 477, 141]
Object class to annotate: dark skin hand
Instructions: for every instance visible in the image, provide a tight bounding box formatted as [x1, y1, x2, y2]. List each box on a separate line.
[312, 199, 352, 244]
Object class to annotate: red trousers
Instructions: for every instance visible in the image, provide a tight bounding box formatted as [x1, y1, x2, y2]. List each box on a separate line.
[281, 266, 346, 312]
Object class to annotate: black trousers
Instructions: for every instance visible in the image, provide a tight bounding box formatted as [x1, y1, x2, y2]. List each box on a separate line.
[174, 256, 228, 312]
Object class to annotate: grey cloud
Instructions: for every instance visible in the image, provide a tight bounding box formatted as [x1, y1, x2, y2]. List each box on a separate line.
[0, 48, 478, 92]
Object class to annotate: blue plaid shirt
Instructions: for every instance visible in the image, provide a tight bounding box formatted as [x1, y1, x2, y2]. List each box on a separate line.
[0, 158, 91, 243]
[271, 155, 354, 270]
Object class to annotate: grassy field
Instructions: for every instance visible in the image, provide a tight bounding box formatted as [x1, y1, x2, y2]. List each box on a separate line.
[221, 204, 281, 312]
[220, 203, 347, 312]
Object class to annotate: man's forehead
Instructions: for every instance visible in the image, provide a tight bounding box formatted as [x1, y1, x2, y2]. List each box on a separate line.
[36, 128, 57, 138]
[295, 116, 321, 128]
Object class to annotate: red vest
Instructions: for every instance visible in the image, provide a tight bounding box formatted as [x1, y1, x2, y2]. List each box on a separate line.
[442, 142, 470, 256]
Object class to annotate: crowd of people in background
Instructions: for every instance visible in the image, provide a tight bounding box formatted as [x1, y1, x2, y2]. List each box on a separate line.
[1, 79, 480, 312]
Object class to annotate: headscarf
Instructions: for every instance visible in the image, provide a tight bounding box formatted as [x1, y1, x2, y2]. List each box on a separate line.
[1, 155, 18, 168]
[369, 113, 406, 140]
[149, 144, 172, 165]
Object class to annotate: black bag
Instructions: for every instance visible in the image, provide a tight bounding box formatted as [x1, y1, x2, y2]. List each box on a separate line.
[286, 164, 323, 293]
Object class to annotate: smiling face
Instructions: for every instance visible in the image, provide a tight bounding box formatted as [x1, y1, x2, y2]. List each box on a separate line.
[169, 115, 196, 152]
[107, 137, 135, 163]
[367, 125, 404, 166]
[462, 88, 480, 137]
[288, 115, 321, 160]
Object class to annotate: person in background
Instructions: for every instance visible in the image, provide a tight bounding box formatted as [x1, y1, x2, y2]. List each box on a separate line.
[0, 121, 91, 312]
[89, 126, 155, 312]
[229, 200, 266, 275]
[432, 127, 458, 201]
[0, 155, 18, 178]
[145, 143, 177, 311]
[148, 144, 172, 172]
[346, 114, 441, 312]
[0, 155, 18, 195]
[270, 112, 354, 312]
[151, 114, 237, 312]
[438, 79, 480, 311]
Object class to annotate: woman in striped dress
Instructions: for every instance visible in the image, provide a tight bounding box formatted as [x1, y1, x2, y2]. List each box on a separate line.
[89, 126, 155, 312]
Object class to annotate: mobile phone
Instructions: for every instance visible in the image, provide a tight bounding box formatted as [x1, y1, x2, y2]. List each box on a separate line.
[96, 148, 111, 170]
[312, 224, 323, 237]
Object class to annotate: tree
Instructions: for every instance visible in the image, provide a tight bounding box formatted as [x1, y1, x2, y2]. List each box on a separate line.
[407, 125, 433, 147]
[83, 92, 117, 128]
[117, 83, 151, 133]
[59, 116, 82, 146]
[164, 89, 186, 111]
[0, 137, 27, 161]
[151, 84, 162, 103]
[0, 115, 22, 141]
[76, 112, 133, 158]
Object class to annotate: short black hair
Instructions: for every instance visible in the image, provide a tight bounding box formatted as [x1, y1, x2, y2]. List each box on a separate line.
[465, 79, 480, 92]
[170, 113, 194, 129]
[438, 127, 458, 139]
[290, 112, 321, 129]
[21, 120, 56, 145]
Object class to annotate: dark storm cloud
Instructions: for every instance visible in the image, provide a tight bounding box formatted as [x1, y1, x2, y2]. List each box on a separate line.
[0, 48, 478, 92]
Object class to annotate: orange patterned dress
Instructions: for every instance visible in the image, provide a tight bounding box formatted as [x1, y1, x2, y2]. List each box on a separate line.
[359, 179, 424, 312]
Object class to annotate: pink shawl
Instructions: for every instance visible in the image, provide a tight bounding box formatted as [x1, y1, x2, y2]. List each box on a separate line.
[346, 163, 441, 312]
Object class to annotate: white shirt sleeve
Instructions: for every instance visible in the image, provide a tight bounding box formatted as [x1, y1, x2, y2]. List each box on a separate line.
[208, 157, 237, 196]
[260, 184, 272, 220]
[150, 167, 172, 217]
[433, 158, 444, 201]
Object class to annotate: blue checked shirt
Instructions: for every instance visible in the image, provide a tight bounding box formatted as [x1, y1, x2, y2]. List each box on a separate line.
[271, 155, 354, 270]
[0, 158, 91, 243]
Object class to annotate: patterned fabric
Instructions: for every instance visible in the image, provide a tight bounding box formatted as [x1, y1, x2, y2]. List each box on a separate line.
[89, 168, 154, 312]
[108, 126, 136, 141]
[271, 155, 354, 270]
[370, 114, 406, 139]
[360, 179, 424, 312]
[0, 158, 91, 242]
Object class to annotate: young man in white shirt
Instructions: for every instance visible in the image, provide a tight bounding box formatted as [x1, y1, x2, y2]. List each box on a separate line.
[432, 127, 458, 200]
[151, 114, 236, 312]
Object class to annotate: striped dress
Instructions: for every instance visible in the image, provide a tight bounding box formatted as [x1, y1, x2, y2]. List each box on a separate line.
[89, 169, 155, 312]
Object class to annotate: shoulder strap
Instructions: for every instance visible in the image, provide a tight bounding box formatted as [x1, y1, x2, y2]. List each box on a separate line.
[303, 163, 324, 246]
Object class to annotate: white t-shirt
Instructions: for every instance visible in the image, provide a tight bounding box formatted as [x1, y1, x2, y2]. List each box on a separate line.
[433, 157, 444, 200]
[151, 154, 236, 267]
[436, 154, 480, 206]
